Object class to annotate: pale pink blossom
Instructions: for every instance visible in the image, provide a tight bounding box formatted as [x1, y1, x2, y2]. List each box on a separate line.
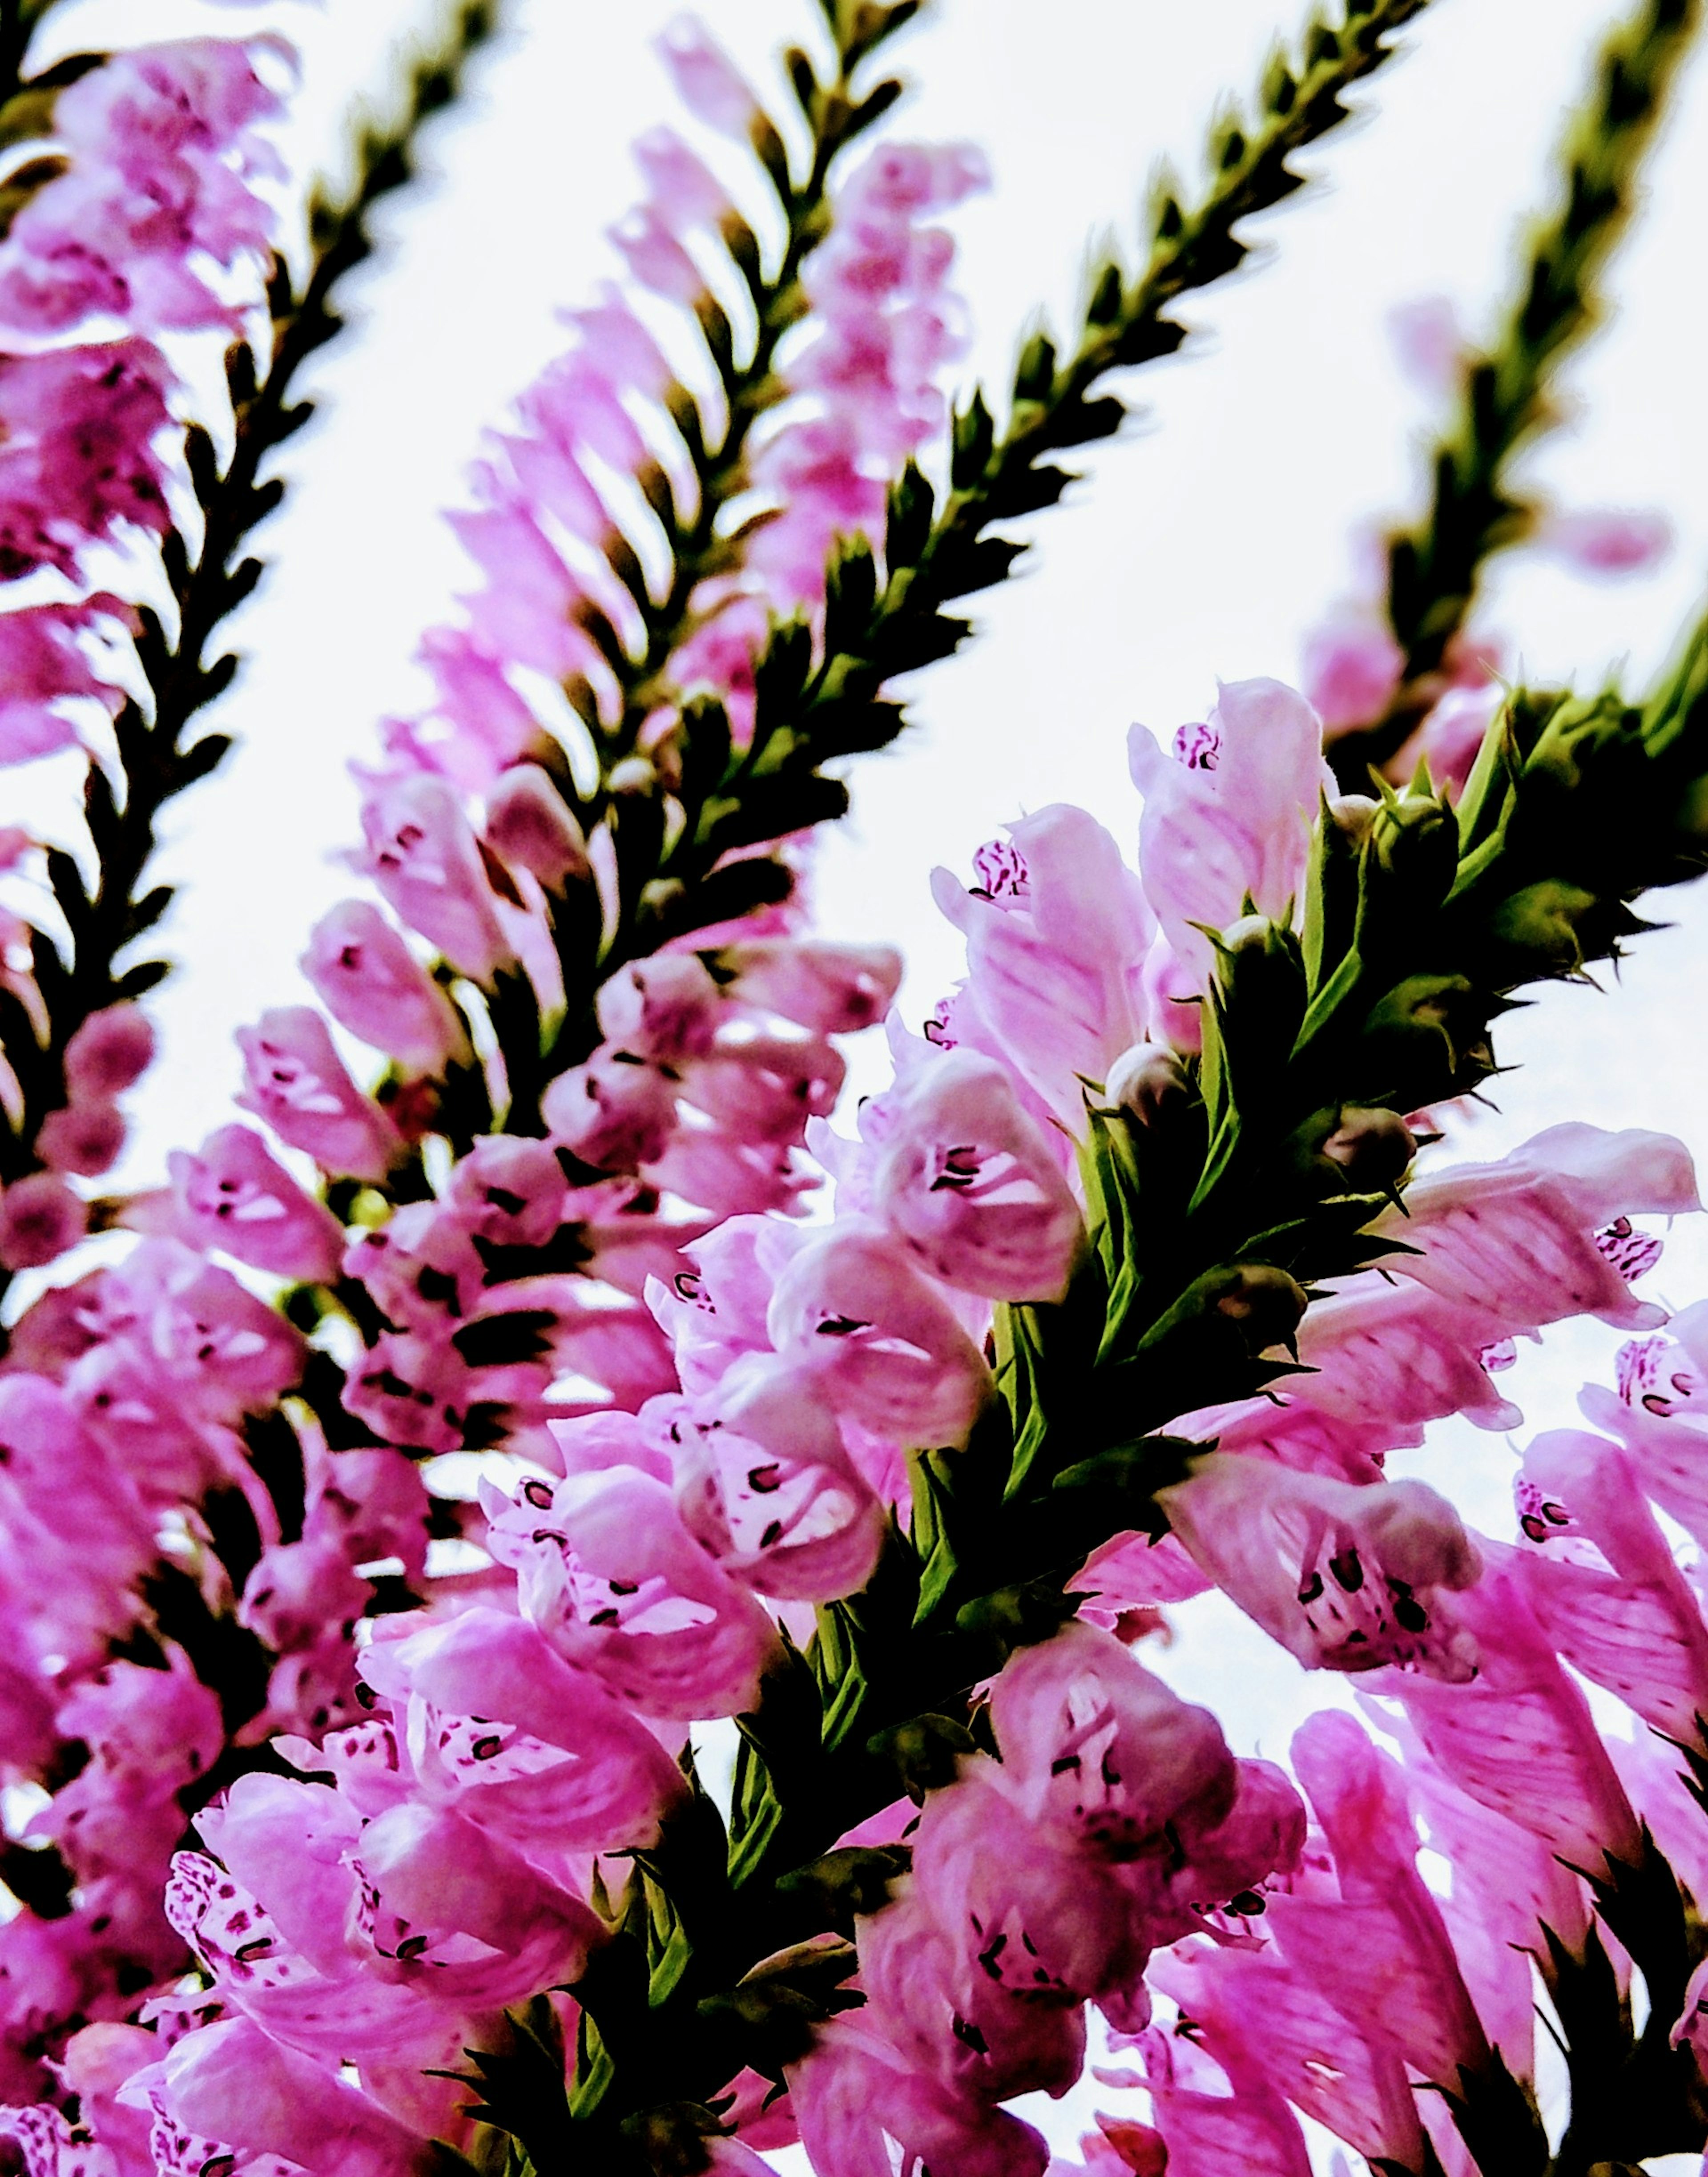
[1516, 1429, 1708, 1741]
[764, 1223, 993, 1444]
[300, 903, 464, 1075]
[870, 1048, 1083, 1302]
[164, 1125, 345, 1282]
[1160, 1457, 1482, 1677]
[1127, 679, 1328, 977]
[351, 772, 512, 984]
[930, 806, 1153, 1126]
[235, 1008, 402, 1181]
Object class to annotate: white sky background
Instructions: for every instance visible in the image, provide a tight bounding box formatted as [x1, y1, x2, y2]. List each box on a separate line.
[12, 0, 1708, 2163]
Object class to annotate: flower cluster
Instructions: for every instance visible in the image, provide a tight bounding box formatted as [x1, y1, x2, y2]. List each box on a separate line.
[6, 6, 1708, 2174]
[0, 34, 286, 770]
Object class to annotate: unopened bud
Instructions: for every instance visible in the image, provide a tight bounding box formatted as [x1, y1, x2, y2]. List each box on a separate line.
[1326, 792, 1378, 844]
[1210, 1262, 1308, 1349]
[1105, 1041, 1189, 1123]
[1370, 788, 1458, 904]
[1489, 879, 1596, 972]
[1321, 1105, 1415, 1189]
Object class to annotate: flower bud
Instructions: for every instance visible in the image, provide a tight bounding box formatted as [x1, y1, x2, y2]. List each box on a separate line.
[0, 1172, 85, 1269]
[1104, 1041, 1189, 1123]
[63, 1003, 153, 1099]
[1369, 786, 1459, 906]
[1320, 1104, 1415, 1190]
[1489, 879, 1597, 973]
[1209, 1262, 1309, 1349]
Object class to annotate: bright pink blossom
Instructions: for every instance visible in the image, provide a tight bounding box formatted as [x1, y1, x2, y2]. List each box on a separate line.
[482, 1465, 781, 1718]
[0, 1173, 86, 1270]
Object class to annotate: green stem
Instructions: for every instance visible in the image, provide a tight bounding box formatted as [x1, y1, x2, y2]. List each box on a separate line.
[1329, 0, 1701, 790]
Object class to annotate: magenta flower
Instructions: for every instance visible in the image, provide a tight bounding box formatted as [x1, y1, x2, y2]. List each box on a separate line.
[128, 2016, 435, 2177]
[482, 1466, 781, 1719]
[0, 601, 130, 766]
[1377, 1561, 1642, 1871]
[1274, 1712, 1490, 2085]
[0, 1171, 86, 1269]
[335, 1607, 686, 1851]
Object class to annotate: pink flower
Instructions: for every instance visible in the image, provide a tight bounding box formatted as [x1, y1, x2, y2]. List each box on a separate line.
[64, 1004, 155, 1099]
[764, 1222, 993, 1445]
[483, 764, 588, 889]
[666, 1357, 888, 1600]
[1127, 679, 1327, 978]
[656, 16, 759, 138]
[791, 2019, 1051, 2177]
[0, 602, 129, 766]
[352, 773, 512, 984]
[1275, 1712, 1489, 2086]
[930, 806, 1154, 1126]
[300, 903, 464, 1075]
[988, 1623, 1236, 1856]
[1160, 1458, 1482, 1678]
[36, 1099, 125, 1178]
[1377, 1561, 1642, 1871]
[1539, 506, 1671, 576]
[352, 1798, 603, 2006]
[132, 2017, 434, 2177]
[1151, 1944, 1426, 2172]
[1416, 681, 1503, 796]
[711, 939, 904, 1036]
[354, 1605, 685, 1849]
[0, 344, 173, 575]
[0, 1173, 86, 1270]
[235, 1008, 402, 1181]
[870, 1048, 1082, 1302]
[165, 1125, 345, 1282]
[1301, 609, 1405, 734]
[1368, 1123, 1693, 1334]
[482, 1466, 781, 1718]
[1515, 1429, 1708, 1742]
